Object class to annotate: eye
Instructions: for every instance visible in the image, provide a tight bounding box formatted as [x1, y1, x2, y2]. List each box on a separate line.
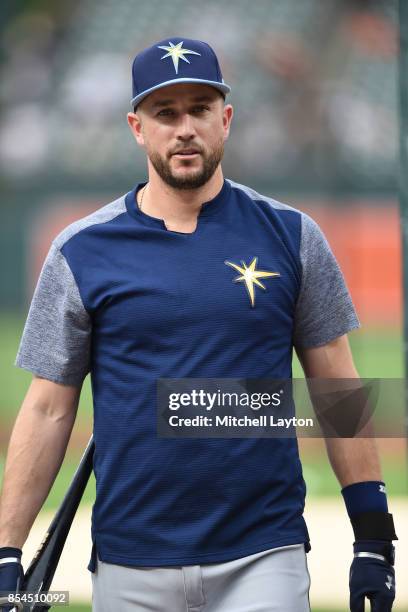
[157, 108, 175, 117]
[192, 105, 209, 114]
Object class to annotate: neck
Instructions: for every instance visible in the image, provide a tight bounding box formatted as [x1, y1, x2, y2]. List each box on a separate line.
[139, 165, 224, 224]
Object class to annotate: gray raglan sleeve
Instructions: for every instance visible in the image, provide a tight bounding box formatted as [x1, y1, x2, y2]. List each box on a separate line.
[293, 213, 360, 348]
[15, 242, 91, 386]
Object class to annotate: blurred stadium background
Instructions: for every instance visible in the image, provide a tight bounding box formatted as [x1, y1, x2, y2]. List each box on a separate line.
[0, 0, 407, 610]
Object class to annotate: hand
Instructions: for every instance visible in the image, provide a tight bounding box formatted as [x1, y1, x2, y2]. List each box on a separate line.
[349, 541, 396, 612]
[0, 548, 23, 612]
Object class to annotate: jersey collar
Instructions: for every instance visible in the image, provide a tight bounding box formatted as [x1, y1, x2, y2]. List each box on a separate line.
[125, 179, 231, 230]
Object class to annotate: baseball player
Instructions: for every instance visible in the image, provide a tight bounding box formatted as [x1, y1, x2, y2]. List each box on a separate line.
[0, 37, 398, 611]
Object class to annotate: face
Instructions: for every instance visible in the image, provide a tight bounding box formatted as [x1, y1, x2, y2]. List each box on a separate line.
[127, 83, 233, 190]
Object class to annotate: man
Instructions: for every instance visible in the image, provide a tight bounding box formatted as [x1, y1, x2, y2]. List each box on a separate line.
[0, 37, 398, 611]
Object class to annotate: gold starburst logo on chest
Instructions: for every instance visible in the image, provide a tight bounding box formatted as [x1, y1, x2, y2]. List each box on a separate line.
[225, 257, 280, 307]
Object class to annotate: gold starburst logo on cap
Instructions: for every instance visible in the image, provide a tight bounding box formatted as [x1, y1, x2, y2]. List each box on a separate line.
[225, 257, 280, 307]
[157, 41, 201, 74]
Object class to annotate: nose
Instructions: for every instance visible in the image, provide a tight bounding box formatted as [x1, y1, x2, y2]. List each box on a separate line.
[175, 112, 197, 141]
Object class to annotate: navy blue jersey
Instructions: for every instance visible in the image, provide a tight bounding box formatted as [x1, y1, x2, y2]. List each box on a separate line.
[16, 179, 359, 567]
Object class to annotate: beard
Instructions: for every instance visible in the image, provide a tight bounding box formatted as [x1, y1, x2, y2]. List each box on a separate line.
[147, 138, 224, 190]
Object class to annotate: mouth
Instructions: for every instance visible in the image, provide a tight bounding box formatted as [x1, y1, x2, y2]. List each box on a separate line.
[172, 148, 201, 158]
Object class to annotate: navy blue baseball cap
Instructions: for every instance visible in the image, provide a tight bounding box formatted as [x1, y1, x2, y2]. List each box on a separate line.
[130, 37, 231, 108]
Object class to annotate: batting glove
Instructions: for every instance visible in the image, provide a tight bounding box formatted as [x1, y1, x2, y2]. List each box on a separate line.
[0, 547, 23, 612]
[349, 540, 395, 612]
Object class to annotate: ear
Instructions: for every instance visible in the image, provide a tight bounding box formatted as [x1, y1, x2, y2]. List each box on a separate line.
[222, 104, 234, 141]
[127, 111, 145, 146]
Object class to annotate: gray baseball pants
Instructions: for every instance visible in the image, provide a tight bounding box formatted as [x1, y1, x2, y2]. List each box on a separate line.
[91, 543, 311, 611]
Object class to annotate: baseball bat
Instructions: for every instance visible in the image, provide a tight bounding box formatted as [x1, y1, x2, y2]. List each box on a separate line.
[18, 436, 95, 611]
